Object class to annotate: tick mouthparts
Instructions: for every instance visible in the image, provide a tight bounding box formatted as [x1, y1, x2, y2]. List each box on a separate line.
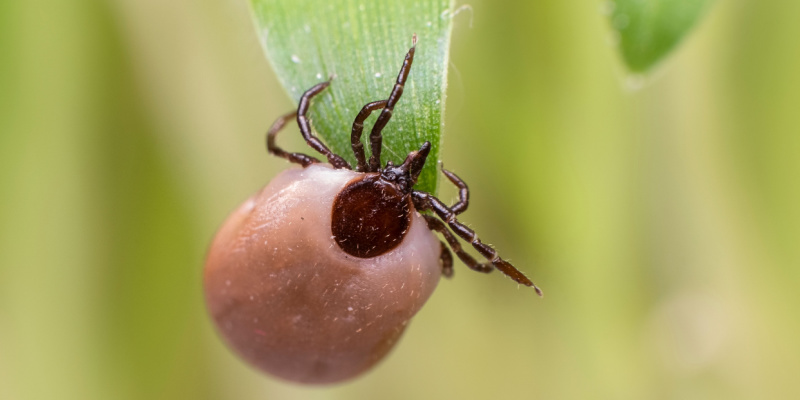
[401, 141, 430, 183]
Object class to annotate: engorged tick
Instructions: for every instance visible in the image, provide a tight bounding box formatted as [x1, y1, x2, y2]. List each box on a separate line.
[266, 35, 541, 294]
[204, 34, 541, 385]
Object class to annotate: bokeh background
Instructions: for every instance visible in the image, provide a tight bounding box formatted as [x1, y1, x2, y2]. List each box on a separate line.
[2, 0, 799, 399]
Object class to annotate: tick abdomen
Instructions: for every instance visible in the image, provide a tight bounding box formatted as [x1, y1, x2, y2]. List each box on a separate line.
[204, 164, 441, 384]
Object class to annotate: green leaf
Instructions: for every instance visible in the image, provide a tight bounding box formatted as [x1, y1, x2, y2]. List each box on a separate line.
[608, 0, 715, 73]
[250, 0, 456, 194]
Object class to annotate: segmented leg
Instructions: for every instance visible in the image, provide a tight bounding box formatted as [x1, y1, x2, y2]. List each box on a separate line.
[297, 81, 351, 169]
[351, 99, 388, 171]
[412, 191, 543, 296]
[266, 111, 321, 167]
[424, 214, 493, 274]
[441, 165, 469, 215]
[368, 35, 417, 172]
[438, 240, 454, 278]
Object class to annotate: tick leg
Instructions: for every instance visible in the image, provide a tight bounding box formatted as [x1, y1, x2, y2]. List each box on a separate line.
[351, 99, 388, 172]
[438, 240, 454, 278]
[368, 35, 417, 172]
[297, 80, 351, 169]
[266, 111, 321, 167]
[424, 214, 492, 274]
[413, 191, 543, 296]
[440, 165, 469, 215]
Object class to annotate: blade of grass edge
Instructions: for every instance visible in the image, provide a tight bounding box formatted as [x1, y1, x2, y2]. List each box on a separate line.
[250, 0, 456, 195]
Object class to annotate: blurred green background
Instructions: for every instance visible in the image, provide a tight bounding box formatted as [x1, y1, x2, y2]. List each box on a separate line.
[2, 0, 799, 399]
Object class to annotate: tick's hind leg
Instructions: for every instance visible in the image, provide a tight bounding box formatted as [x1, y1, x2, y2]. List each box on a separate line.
[437, 240, 454, 278]
[297, 80, 351, 169]
[266, 111, 321, 167]
[367, 35, 417, 171]
[413, 191, 542, 296]
[423, 214, 493, 274]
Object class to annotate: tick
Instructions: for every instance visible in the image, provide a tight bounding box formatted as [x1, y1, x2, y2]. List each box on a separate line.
[204, 35, 541, 385]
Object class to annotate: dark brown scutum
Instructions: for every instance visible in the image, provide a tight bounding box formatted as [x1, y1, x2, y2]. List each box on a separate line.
[332, 174, 411, 258]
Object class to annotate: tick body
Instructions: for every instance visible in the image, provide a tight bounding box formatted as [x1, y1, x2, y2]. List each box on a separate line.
[204, 165, 440, 384]
[204, 35, 541, 385]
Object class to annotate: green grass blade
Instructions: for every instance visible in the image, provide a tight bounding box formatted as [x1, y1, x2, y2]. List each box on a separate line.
[250, 0, 456, 194]
[609, 0, 715, 73]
